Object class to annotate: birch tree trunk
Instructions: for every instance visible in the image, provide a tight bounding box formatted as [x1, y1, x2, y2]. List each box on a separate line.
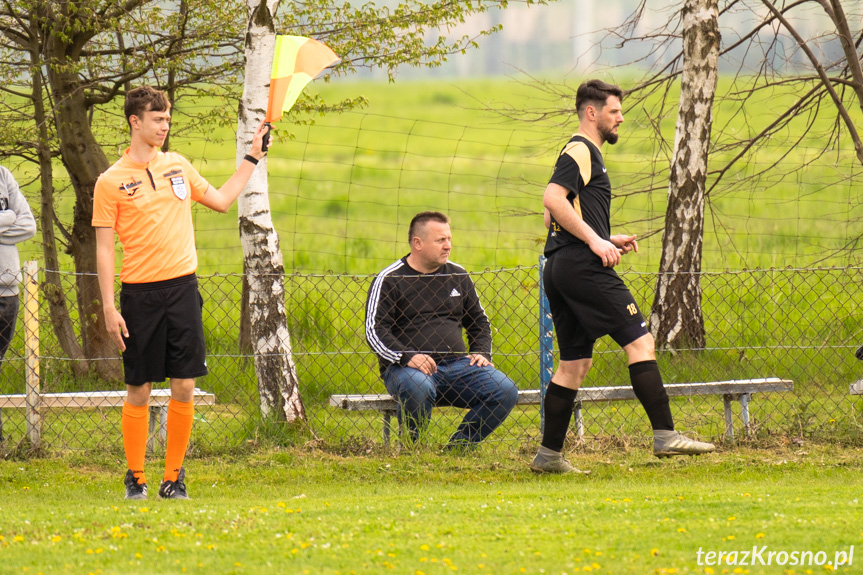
[237, 0, 306, 421]
[649, 0, 719, 349]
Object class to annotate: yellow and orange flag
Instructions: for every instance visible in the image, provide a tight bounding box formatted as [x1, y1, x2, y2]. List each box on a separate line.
[265, 36, 340, 123]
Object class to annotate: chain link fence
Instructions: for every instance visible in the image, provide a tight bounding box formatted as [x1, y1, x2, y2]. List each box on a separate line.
[1, 264, 862, 457]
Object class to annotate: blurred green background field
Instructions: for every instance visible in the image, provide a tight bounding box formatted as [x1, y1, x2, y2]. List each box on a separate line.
[17, 76, 863, 275]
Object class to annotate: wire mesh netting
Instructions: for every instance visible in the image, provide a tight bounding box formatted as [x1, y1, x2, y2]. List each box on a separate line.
[1, 264, 862, 457]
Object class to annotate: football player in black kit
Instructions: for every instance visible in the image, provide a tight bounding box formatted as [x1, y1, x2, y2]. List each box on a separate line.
[531, 80, 715, 474]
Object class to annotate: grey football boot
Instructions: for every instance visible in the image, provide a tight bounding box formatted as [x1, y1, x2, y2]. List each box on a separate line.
[530, 446, 590, 474]
[653, 430, 715, 458]
[124, 469, 148, 500]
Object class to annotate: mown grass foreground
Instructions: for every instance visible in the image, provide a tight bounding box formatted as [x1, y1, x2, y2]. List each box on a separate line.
[1, 445, 860, 574]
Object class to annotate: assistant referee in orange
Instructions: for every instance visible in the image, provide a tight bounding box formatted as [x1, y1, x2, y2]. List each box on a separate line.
[93, 86, 269, 499]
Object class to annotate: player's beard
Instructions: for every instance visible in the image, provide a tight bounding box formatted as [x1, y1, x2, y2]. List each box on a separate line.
[599, 125, 619, 145]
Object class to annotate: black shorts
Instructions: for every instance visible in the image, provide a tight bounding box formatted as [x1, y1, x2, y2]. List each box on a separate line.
[120, 273, 208, 386]
[544, 245, 648, 360]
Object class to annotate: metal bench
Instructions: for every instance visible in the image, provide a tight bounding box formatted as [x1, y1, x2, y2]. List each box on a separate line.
[330, 378, 794, 445]
[0, 388, 215, 452]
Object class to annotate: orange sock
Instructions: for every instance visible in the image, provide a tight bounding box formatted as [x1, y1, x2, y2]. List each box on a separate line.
[122, 402, 149, 485]
[164, 399, 194, 482]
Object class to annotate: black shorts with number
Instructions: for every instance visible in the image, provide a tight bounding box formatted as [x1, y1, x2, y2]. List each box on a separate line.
[544, 244, 648, 360]
[120, 273, 208, 386]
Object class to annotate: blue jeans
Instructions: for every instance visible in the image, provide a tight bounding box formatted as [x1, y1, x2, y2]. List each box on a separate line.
[383, 356, 518, 444]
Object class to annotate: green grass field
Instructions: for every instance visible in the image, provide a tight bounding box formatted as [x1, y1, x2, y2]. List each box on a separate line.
[1, 445, 861, 574]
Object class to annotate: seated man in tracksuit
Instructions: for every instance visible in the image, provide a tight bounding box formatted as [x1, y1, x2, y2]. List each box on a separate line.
[365, 211, 518, 449]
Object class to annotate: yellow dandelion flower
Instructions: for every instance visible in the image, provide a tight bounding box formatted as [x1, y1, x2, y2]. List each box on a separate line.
[651, 548, 659, 556]
[705, 568, 715, 574]
[727, 516, 736, 521]
[277, 502, 286, 508]
[678, 528, 686, 533]
[51, 536, 62, 543]
[755, 533, 765, 539]
[420, 545, 429, 551]
[727, 535, 736, 540]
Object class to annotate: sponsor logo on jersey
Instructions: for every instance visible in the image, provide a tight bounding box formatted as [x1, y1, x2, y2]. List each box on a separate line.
[450, 288, 461, 297]
[120, 179, 144, 197]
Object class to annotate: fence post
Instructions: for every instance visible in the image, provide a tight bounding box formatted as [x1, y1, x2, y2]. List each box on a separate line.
[23, 261, 41, 448]
[538, 255, 553, 433]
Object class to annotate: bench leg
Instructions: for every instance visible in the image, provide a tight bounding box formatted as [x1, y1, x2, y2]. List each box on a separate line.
[159, 407, 168, 446]
[723, 394, 734, 439]
[147, 406, 169, 454]
[574, 401, 584, 441]
[740, 393, 751, 435]
[147, 406, 159, 454]
[382, 411, 391, 446]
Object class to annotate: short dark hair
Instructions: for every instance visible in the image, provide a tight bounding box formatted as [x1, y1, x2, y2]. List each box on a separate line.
[408, 211, 449, 243]
[125, 86, 170, 128]
[575, 80, 623, 117]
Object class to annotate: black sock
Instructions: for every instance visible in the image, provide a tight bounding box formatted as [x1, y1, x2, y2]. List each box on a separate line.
[540, 381, 578, 452]
[629, 360, 674, 431]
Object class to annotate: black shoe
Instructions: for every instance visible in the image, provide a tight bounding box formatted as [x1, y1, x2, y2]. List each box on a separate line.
[856, 344, 863, 361]
[158, 467, 190, 500]
[124, 469, 147, 500]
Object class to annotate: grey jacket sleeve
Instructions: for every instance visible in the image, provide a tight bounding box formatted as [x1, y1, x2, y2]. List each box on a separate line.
[0, 167, 36, 246]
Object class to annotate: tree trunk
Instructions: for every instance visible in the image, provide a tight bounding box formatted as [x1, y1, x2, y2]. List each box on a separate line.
[649, 0, 719, 349]
[44, 38, 122, 380]
[237, 0, 306, 422]
[29, 21, 88, 376]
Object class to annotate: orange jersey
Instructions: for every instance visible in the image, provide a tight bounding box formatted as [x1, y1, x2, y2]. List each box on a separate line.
[92, 149, 210, 283]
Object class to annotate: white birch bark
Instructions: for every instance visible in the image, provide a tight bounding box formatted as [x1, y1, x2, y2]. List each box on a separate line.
[237, 0, 306, 421]
[650, 0, 719, 349]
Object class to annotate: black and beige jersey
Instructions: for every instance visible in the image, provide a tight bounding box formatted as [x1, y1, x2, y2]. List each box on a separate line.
[544, 134, 612, 256]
